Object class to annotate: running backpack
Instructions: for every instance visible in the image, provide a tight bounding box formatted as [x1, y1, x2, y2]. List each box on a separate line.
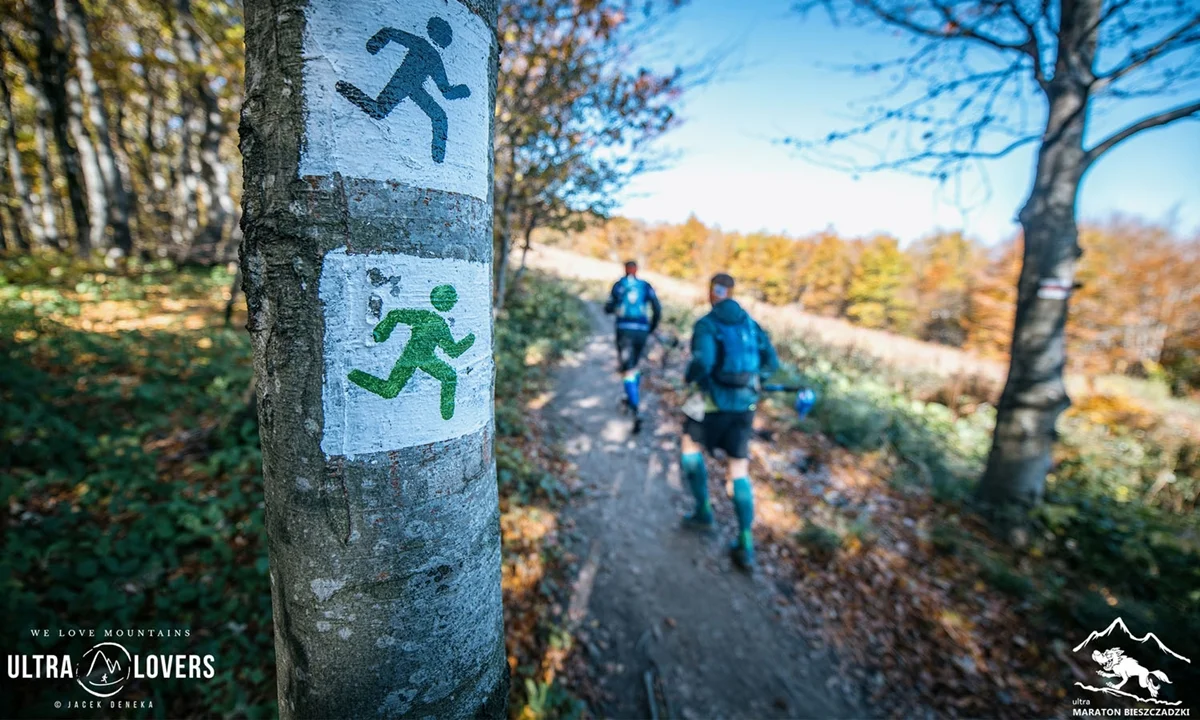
[616, 278, 648, 320]
[712, 319, 761, 388]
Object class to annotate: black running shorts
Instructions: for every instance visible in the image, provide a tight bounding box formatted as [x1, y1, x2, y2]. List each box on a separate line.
[684, 410, 755, 460]
[616, 329, 649, 372]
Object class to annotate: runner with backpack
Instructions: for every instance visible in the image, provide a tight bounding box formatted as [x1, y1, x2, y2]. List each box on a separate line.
[679, 273, 779, 571]
[603, 260, 663, 433]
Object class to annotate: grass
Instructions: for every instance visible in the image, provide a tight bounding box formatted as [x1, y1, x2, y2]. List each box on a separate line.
[0, 253, 590, 719]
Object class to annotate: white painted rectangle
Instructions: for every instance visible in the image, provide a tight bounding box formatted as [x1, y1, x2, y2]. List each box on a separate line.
[320, 248, 493, 457]
[1037, 278, 1071, 300]
[299, 0, 491, 200]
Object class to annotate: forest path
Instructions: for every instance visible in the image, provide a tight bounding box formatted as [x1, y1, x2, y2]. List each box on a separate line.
[551, 305, 864, 720]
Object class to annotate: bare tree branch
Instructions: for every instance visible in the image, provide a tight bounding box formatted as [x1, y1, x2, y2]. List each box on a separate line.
[1085, 100, 1200, 167]
[857, 0, 1030, 54]
[1094, 12, 1200, 88]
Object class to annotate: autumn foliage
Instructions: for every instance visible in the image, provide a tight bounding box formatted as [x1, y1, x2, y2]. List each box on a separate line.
[554, 214, 1200, 394]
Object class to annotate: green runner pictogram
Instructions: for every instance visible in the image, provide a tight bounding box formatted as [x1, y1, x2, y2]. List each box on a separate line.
[348, 284, 475, 419]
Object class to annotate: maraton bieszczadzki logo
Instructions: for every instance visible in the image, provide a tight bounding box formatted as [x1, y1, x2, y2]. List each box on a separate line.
[7, 627, 215, 712]
[1071, 617, 1193, 717]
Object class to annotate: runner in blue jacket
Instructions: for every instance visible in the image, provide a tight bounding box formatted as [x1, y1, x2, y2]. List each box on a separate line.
[603, 260, 662, 433]
[680, 273, 779, 571]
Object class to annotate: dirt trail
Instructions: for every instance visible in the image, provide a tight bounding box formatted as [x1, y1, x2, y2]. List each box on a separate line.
[551, 306, 866, 720]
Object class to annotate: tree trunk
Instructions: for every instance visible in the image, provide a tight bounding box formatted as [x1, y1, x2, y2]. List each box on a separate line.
[240, 0, 507, 716]
[493, 224, 511, 310]
[61, 0, 133, 254]
[977, 0, 1099, 507]
[35, 0, 90, 253]
[192, 84, 233, 262]
[174, 0, 233, 263]
[9, 49, 64, 248]
[0, 52, 33, 250]
[53, 0, 106, 252]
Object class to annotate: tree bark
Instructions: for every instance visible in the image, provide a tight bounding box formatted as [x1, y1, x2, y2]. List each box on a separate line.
[493, 223, 511, 310]
[977, 0, 1099, 508]
[60, 0, 133, 254]
[174, 0, 233, 263]
[7, 46, 65, 249]
[52, 0, 106, 252]
[35, 0, 90, 254]
[0, 50, 33, 250]
[240, 0, 507, 717]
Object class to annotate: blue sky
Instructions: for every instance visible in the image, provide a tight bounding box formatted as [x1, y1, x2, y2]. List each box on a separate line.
[616, 0, 1200, 245]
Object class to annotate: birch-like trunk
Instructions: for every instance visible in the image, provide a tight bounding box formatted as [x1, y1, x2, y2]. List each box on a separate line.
[51, 0, 106, 252]
[0, 54, 34, 250]
[60, 0, 133, 254]
[241, 0, 507, 716]
[35, 0, 90, 253]
[10, 51, 64, 248]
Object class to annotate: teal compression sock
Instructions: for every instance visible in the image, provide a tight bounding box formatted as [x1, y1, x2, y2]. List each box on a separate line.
[681, 452, 710, 519]
[731, 477, 754, 541]
[623, 371, 640, 409]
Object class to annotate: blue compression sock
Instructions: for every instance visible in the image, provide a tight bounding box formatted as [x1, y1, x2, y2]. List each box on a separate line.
[623, 371, 640, 409]
[681, 452, 710, 520]
[731, 477, 754, 541]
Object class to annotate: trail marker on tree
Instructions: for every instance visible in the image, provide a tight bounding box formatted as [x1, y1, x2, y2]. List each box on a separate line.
[240, 0, 504, 717]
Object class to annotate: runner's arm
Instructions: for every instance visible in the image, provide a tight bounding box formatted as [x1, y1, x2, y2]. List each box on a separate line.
[685, 321, 717, 395]
[366, 27, 421, 54]
[603, 281, 620, 314]
[430, 59, 470, 99]
[372, 308, 424, 343]
[443, 330, 476, 358]
[756, 323, 780, 380]
[646, 284, 662, 334]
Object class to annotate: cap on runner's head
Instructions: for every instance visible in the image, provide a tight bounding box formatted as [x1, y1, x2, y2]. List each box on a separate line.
[624, 260, 638, 275]
[710, 272, 734, 300]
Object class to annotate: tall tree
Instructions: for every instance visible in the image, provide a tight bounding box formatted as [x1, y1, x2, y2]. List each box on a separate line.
[2, 34, 62, 248]
[791, 0, 1200, 507]
[51, 0, 107, 251]
[0, 45, 33, 250]
[846, 234, 914, 331]
[911, 231, 978, 346]
[34, 0, 90, 253]
[799, 232, 851, 316]
[241, 0, 507, 716]
[60, 0, 133, 253]
[492, 0, 690, 307]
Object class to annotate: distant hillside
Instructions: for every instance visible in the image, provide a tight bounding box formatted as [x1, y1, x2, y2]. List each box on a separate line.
[522, 243, 1200, 431]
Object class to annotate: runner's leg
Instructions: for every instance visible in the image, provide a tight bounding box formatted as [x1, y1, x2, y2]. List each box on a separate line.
[421, 358, 458, 420]
[681, 422, 712, 526]
[411, 88, 449, 162]
[724, 413, 756, 568]
[348, 360, 416, 399]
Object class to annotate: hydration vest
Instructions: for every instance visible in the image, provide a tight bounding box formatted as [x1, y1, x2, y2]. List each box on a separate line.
[615, 277, 649, 330]
[712, 318, 761, 388]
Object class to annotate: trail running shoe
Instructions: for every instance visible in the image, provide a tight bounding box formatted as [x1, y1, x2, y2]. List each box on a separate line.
[681, 512, 715, 532]
[730, 536, 756, 572]
[632, 411, 643, 434]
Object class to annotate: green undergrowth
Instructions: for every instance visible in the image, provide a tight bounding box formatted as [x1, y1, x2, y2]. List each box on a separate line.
[493, 273, 590, 720]
[656, 294, 1200, 701]
[1, 253, 589, 719]
[1, 254, 269, 718]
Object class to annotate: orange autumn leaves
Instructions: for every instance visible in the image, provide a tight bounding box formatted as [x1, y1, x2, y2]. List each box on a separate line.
[564, 214, 1200, 394]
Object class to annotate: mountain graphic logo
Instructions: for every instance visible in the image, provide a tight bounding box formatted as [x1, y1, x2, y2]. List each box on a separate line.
[76, 642, 132, 698]
[1073, 617, 1192, 706]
